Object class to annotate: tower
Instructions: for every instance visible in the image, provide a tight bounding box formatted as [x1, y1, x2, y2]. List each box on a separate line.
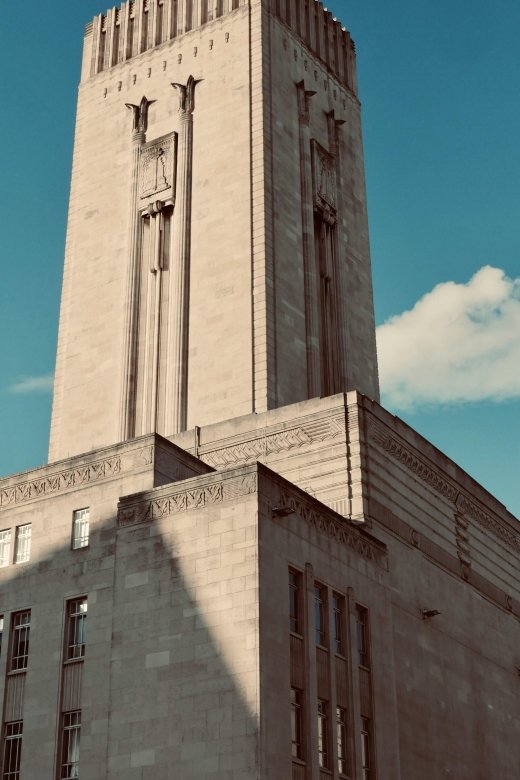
[0, 2, 519, 779]
[48, 0, 379, 461]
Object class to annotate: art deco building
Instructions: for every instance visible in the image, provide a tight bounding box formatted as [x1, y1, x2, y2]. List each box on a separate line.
[0, 1, 519, 778]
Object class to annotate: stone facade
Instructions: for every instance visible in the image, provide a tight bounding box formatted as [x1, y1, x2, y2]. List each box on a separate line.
[0, 1, 519, 779]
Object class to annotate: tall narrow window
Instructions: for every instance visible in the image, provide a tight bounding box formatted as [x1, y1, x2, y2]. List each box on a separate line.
[66, 598, 87, 660]
[314, 583, 326, 646]
[0, 530, 11, 567]
[112, 20, 120, 66]
[141, 5, 149, 51]
[290, 688, 303, 760]
[360, 717, 372, 780]
[332, 592, 345, 655]
[0, 616, 3, 657]
[9, 611, 30, 672]
[314, 213, 337, 396]
[336, 706, 347, 775]
[72, 509, 90, 550]
[156, 0, 164, 43]
[289, 569, 302, 635]
[2, 721, 23, 780]
[317, 699, 329, 769]
[14, 525, 31, 565]
[60, 711, 81, 780]
[356, 605, 369, 667]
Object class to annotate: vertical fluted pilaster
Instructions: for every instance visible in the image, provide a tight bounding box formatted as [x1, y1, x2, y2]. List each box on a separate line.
[119, 97, 154, 441]
[297, 81, 321, 399]
[165, 76, 200, 434]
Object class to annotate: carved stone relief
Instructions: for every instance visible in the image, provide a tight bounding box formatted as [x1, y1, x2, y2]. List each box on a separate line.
[311, 140, 337, 220]
[139, 133, 177, 200]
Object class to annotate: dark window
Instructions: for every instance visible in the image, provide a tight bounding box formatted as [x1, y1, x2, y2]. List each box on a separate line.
[314, 583, 326, 646]
[317, 699, 329, 768]
[0, 616, 3, 658]
[336, 706, 347, 775]
[2, 721, 22, 780]
[289, 570, 302, 635]
[356, 605, 369, 667]
[9, 612, 30, 672]
[67, 598, 87, 660]
[360, 717, 372, 779]
[60, 711, 81, 780]
[332, 593, 345, 655]
[291, 688, 303, 759]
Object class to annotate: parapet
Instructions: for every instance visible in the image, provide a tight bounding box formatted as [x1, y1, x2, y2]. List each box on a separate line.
[84, 0, 357, 93]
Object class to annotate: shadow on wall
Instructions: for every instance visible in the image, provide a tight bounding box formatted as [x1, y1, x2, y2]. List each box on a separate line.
[0, 506, 259, 780]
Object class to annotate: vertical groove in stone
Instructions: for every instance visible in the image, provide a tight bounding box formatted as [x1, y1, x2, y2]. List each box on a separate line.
[297, 81, 320, 399]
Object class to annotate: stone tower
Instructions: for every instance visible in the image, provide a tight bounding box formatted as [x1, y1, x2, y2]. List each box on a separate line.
[48, 0, 379, 461]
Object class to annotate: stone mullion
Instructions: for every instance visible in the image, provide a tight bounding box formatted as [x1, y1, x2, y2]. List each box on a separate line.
[297, 81, 320, 400]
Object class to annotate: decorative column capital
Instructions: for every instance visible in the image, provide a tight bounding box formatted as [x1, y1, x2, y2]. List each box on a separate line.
[171, 75, 202, 116]
[125, 96, 156, 141]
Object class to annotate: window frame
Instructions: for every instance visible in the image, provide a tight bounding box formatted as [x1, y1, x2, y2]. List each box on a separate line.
[59, 710, 81, 780]
[314, 582, 327, 647]
[336, 705, 348, 776]
[65, 597, 88, 662]
[332, 592, 346, 656]
[0, 530, 12, 568]
[355, 604, 370, 668]
[290, 687, 304, 761]
[9, 611, 30, 673]
[71, 508, 90, 551]
[13, 525, 31, 565]
[289, 568, 303, 636]
[2, 720, 23, 780]
[317, 698, 329, 769]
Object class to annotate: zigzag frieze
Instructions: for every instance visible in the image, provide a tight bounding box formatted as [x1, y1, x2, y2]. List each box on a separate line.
[369, 423, 520, 553]
[456, 494, 520, 552]
[0, 455, 123, 509]
[201, 415, 345, 469]
[118, 473, 257, 527]
[278, 488, 387, 570]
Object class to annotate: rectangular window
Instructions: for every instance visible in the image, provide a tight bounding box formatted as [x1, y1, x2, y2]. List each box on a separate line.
[356, 605, 369, 667]
[290, 688, 303, 760]
[314, 583, 326, 646]
[289, 569, 302, 635]
[317, 699, 329, 769]
[66, 598, 87, 660]
[9, 612, 30, 672]
[14, 525, 31, 565]
[360, 717, 372, 780]
[0, 616, 3, 657]
[2, 721, 22, 780]
[336, 706, 347, 775]
[60, 711, 81, 780]
[332, 592, 345, 655]
[0, 530, 11, 567]
[72, 509, 90, 550]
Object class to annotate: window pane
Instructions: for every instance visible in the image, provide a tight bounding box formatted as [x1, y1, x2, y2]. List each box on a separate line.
[14, 525, 31, 564]
[314, 584, 325, 646]
[336, 706, 347, 775]
[67, 598, 87, 660]
[3, 720, 23, 780]
[333, 593, 344, 655]
[289, 570, 301, 634]
[317, 699, 328, 768]
[10, 612, 30, 671]
[72, 509, 90, 550]
[291, 688, 303, 759]
[0, 530, 11, 567]
[61, 710, 81, 779]
[360, 716, 371, 779]
[356, 605, 369, 667]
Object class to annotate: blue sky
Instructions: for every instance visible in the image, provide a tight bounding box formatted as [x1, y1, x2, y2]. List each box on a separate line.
[0, 1, 518, 516]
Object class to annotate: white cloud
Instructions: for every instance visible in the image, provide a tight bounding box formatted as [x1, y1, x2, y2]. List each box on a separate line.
[376, 266, 520, 410]
[8, 374, 54, 394]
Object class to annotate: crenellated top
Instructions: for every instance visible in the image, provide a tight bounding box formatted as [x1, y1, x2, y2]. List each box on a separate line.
[85, 0, 356, 93]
